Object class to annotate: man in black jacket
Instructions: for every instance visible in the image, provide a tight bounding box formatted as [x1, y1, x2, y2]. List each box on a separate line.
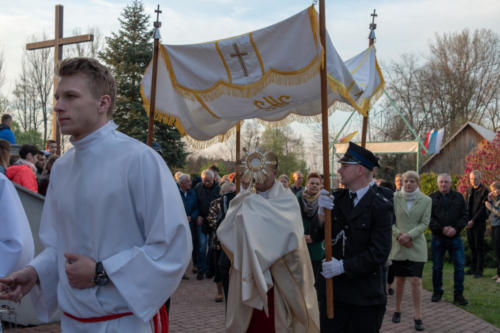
[429, 173, 468, 305]
[464, 170, 490, 278]
[319, 142, 393, 333]
[195, 169, 220, 280]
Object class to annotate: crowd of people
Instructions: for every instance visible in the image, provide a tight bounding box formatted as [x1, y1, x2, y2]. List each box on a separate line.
[170, 148, 499, 332]
[0, 132, 59, 196]
[0, 57, 499, 333]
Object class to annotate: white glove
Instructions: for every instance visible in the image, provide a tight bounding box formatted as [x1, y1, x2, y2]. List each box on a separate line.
[318, 189, 334, 215]
[321, 258, 344, 278]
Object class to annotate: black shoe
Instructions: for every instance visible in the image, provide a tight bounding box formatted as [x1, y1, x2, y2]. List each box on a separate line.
[453, 294, 468, 306]
[431, 292, 443, 302]
[196, 272, 204, 280]
[465, 269, 475, 275]
[182, 275, 189, 280]
[205, 272, 214, 279]
[473, 273, 483, 278]
[388, 288, 394, 295]
[392, 312, 401, 323]
[414, 319, 424, 331]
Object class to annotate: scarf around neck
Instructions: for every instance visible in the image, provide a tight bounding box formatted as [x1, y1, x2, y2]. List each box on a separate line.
[301, 188, 320, 218]
[401, 187, 420, 201]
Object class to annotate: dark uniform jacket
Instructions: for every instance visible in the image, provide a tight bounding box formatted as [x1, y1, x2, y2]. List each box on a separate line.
[330, 187, 393, 306]
[465, 184, 489, 226]
[429, 190, 468, 236]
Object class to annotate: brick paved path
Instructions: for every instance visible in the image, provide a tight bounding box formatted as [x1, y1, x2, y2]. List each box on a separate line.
[5, 269, 500, 332]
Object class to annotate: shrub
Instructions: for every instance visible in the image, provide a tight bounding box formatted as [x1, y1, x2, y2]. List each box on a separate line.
[456, 131, 500, 194]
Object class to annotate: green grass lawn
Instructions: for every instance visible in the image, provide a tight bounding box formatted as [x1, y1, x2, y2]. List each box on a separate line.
[422, 262, 500, 328]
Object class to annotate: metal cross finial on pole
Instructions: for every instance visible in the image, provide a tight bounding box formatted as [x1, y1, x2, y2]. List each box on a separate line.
[368, 9, 377, 44]
[155, 5, 162, 27]
[147, 4, 162, 147]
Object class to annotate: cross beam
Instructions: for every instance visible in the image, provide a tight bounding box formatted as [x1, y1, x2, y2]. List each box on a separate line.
[26, 5, 94, 155]
[26, 35, 93, 50]
[230, 43, 249, 77]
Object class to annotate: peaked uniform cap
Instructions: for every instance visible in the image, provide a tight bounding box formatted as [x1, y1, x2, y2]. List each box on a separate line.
[339, 141, 380, 171]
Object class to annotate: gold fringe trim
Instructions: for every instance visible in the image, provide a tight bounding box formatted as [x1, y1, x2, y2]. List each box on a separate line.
[182, 126, 239, 150]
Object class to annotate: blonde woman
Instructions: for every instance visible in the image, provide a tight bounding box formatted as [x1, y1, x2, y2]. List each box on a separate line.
[390, 171, 431, 331]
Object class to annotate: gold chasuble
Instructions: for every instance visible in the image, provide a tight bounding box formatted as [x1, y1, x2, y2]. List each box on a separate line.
[217, 181, 320, 332]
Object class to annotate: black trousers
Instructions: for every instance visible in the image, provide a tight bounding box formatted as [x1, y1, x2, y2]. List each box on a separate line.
[466, 221, 486, 274]
[493, 226, 500, 276]
[312, 260, 331, 332]
[330, 302, 386, 333]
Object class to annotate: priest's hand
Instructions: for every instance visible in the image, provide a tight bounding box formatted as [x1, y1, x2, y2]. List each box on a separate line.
[0, 266, 39, 302]
[64, 253, 96, 289]
[321, 258, 344, 278]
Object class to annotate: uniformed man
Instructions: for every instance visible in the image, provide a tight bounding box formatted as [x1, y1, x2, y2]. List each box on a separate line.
[318, 142, 393, 333]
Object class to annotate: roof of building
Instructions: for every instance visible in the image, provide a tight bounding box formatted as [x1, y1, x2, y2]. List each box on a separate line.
[421, 122, 496, 169]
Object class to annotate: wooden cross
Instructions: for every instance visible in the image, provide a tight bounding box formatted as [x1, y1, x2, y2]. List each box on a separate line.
[26, 5, 94, 154]
[230, 43, 249, 77]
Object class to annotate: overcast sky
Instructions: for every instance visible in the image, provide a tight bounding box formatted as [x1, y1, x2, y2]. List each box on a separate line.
[1, 0, 499, 96]
[1, 0, 499, 160]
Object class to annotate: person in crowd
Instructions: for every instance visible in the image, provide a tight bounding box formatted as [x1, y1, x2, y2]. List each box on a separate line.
[192, 174, 202, 188]
[0, 139, 10, 175]
[290, 170, 304, 195]
[218, 150, 319, 332]
[465, 170, 490, 278]
[6, 156, 38, 193]
[15, 144, 40, 173]
[38, 155, 59, 196]
[319, 142, 393, 332]
[35, 151, 47, 179]
[207, 181, 236, 303]
[209, 164, 221, 183]
[379, 180, 396, 192]
[0, 57, 191, 332]
[0, 114, 16, 144]
[297, 172, 326, 329]
[46, 140, 58, 156]
[278, 174, 290, 189]
[395, 173, 402, 192]
[390, 171, 431, 331]
[485, 181, 500, 283]
[174, 171, 183, 183]
[178, 173, 199, 275]
[195, 169, 220, 280]
[429, 173, 468, 305]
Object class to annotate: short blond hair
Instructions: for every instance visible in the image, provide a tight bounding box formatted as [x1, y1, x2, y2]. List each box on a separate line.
[402, 170, 420, 183]
[58, 57, 116, 118]
[490, 181, 500, 191]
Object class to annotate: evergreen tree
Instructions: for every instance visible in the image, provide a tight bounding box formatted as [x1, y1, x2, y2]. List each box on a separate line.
[99, 0, 186, 168]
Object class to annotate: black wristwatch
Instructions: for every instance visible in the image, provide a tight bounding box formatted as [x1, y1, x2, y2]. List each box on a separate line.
[94, 261, 110, 286]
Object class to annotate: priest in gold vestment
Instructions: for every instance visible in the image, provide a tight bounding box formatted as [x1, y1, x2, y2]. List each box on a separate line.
[217, 151, 320, 333]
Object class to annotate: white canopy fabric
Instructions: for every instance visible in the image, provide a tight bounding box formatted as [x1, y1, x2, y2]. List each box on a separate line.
[141, 6, 384, 143]
[334, 141, 420, 154]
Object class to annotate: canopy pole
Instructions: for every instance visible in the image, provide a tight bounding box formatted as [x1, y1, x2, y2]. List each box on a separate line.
[147, 5, 162, 147]
[319, 0, 334, 319]
[361, 9, 378, 147]
[235, 122, 241, 193]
